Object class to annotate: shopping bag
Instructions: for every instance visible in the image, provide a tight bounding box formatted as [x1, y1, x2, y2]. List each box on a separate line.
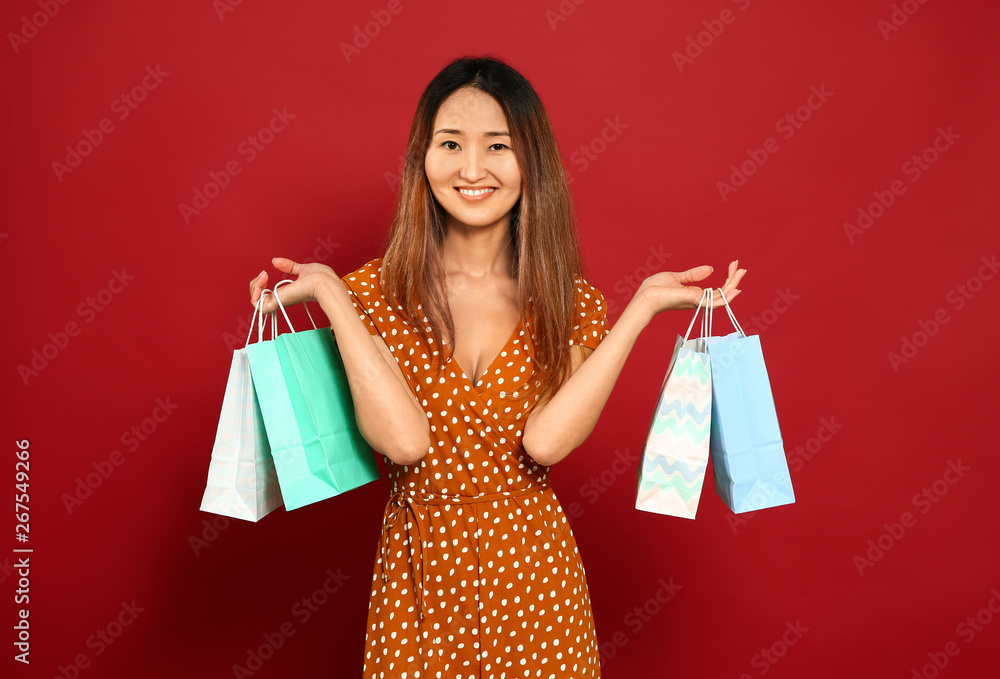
[636, 289, 714, 519]
[200, 294, 283, 521]
[245, 280, 380, 511]
[704, 291, 795, 513]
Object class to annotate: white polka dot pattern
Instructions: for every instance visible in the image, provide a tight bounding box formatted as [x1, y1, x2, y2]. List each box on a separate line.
[341, 258, 608, 678]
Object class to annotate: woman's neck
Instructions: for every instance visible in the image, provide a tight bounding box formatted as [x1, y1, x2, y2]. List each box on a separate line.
[440, 216, 515, 279]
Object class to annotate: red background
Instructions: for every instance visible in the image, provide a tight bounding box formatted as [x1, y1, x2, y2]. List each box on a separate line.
[3, 0, 999, 677]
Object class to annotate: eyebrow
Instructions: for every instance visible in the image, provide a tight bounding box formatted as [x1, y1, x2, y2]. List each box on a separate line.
[433, 129, 510, 137]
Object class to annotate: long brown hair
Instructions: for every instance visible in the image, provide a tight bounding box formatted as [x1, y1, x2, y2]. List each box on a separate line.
[380, 55, 584, 404]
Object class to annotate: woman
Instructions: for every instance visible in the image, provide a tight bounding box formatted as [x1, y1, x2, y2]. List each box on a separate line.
[250, 55, 745, 678]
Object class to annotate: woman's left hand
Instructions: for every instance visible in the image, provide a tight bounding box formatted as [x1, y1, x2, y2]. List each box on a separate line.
[632, 260, 747, 321]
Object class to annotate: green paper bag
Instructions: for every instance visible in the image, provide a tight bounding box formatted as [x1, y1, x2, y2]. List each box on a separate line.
[246, 282, 379, 510]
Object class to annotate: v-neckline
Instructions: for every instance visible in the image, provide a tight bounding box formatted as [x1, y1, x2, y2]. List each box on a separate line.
[446, 316, 525, 392]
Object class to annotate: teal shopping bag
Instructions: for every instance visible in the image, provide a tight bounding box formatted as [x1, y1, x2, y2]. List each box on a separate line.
[246, 282, 379, 511]
[704, 291, 794, 514]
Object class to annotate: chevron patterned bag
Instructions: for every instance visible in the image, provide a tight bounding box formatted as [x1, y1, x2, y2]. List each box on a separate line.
[636, 289, 714, 519]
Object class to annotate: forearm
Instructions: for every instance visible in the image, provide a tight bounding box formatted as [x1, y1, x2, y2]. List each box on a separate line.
[315, 276, 430, 465]
[522, 298, 652, 466]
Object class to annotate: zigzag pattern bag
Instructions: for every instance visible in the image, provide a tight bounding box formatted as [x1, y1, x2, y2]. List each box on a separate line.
[636, 289, 714, 519]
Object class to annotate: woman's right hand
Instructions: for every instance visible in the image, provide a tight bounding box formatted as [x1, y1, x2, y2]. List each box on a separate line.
[249, 257, 340, 314]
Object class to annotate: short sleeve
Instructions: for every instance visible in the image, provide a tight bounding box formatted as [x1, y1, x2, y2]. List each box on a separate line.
[340, 259, 383, 337]
[570, 276, 609, 350]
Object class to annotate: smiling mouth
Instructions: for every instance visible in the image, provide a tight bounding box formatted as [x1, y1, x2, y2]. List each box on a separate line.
[455, 187, 497, 202]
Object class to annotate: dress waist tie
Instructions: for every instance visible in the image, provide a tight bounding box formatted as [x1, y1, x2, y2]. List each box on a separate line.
[379, 484, 552, 622]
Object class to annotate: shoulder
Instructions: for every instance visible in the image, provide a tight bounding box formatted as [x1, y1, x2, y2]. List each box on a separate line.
[571, 273, 607, 310]
[341, 257, 384, 296]
[569, 273, 609, 347]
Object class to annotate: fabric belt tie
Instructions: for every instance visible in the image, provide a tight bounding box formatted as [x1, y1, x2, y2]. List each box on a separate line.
[379, 484, 552, 622]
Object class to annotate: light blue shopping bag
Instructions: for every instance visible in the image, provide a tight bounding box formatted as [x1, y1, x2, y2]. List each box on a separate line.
[704, 291, 795, 514]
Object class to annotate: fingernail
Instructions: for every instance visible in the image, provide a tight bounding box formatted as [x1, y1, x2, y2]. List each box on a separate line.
[259, 270, 266, 277]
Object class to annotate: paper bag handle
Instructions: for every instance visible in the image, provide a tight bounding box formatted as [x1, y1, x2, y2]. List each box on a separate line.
[244, 289, 277, 347]
[272, 279, 318, 334]
[712, 288, 747, 338]
[682, 288, 712, 341]
[702, 288, 713, 339]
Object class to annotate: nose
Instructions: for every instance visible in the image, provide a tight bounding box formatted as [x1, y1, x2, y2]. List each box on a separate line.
[459, 146, 487, 182]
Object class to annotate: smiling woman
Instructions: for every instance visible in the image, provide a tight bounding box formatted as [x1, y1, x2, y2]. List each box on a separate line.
[248, 53, 744, 679]
[340, 56, 607, 677]
[378, 60, 593, 410]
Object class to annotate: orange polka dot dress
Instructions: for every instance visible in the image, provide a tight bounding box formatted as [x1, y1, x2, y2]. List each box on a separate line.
[341, 257, 609, 679]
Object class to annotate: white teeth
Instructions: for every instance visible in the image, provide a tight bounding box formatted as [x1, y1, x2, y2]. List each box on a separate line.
[459, 188, 495, 196]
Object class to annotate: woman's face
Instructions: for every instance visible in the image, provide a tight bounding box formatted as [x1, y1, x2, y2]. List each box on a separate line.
[424, 87, 522, 232]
